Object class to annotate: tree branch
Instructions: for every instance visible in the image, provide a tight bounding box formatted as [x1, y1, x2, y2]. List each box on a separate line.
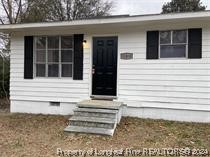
[14, 0, 22, 23]
[1, 0, 12, 23]
[0, 18, 4, 24]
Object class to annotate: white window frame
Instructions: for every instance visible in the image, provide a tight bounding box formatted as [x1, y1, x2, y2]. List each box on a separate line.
[159, 29, 188, 59]
[34, 35, 74, 78]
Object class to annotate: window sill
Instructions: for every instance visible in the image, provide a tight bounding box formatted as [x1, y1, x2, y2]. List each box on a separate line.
[158, 57, 188, 60]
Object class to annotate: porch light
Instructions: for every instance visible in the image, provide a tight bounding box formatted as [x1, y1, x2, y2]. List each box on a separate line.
[83, 40, 87, 48]
[83, 40, 87, 45]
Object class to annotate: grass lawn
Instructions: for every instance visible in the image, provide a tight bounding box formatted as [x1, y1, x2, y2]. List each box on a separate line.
[0, 112, 209, 157]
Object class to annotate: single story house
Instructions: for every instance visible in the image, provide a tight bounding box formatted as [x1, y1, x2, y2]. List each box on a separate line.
[1, 11, 210, 123]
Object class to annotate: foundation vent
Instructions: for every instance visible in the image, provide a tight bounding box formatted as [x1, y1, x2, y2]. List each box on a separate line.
[50, 102, 60, 107]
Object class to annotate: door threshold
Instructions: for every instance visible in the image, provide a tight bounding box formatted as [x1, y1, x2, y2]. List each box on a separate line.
[90, 95, 117, 100]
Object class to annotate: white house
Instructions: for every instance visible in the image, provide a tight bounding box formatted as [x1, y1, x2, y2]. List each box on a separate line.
[1, 11, 210, 125]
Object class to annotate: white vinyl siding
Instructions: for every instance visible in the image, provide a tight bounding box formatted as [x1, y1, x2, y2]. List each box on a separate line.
[10, 34, 90, 102]
[10, 26, 210, 113]
[118, 28, 210, 110]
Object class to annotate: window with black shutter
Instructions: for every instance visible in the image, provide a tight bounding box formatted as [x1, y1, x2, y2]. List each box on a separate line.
[24, 36, 34, 79]
[73, 34, 84, 80]
[146, 31, 159, 59]
[33, 36, 74, 78]
[146, 28, 202, 59]
[159, 30, 187, 58]
[188, 28, 202, 59]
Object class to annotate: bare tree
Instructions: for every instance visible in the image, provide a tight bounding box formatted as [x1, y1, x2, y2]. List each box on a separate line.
[22, 0, 113, 22]
[0, 0, 25, 24]
[0, 0, 113, 56]
[0, 0, 24, 99]
[0, 0, 26, 57]
[0, 33, 9, 56]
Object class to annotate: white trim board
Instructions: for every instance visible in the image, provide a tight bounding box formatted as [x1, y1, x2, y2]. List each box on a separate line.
[123, 106, 210, 123]
[10, 100, 210, 123]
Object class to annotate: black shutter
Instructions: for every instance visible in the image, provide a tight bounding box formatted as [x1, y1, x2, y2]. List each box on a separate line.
[73, 34, 84, 80]
[24, 36, 34, 79]
[188, 28, 202, 59]
[146, 31, 159, 59]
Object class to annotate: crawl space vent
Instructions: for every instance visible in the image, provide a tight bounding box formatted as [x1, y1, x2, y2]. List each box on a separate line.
[50, 102, 60, 107]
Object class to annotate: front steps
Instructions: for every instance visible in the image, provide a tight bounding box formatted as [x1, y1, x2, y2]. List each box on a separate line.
[64, 100, 123, 136]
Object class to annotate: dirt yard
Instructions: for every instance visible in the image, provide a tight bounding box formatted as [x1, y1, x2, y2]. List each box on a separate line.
[0, 111, 209, 157]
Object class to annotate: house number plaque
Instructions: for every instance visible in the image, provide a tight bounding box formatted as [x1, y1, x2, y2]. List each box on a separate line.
[120, 53, 133, 60]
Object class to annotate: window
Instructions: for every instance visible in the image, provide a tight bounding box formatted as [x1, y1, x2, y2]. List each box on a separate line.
[159, 30, 187, 58]
[34, 36, 73, 77]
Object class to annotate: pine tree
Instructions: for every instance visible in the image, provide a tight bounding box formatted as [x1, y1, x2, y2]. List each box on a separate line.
[162, 0, 206, 14]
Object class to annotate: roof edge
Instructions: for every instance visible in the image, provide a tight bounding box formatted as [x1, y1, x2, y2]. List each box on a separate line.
[0, 11, 210, 31]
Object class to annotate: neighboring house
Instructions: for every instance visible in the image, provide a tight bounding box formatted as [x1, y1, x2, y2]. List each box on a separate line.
[1, 11, 210, 123]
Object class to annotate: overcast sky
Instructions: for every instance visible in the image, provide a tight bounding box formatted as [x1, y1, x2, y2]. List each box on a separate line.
[111, 0, 210, 15]
[0, 0, 209, 16]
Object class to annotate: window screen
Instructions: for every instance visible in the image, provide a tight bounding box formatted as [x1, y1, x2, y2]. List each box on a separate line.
[159, 30, 187, 58]
[35, 36, 73, 77]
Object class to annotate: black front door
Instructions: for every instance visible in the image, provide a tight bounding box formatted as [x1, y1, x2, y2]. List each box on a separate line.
[92, 37, 118, 96]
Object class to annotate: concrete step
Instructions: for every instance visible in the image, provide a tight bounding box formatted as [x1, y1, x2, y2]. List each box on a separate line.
[74, 110, 117, 119]
[77, 100, 123, 109]
[69, 116, 116, 129]
[69, 121, 115, 129]
[70, 116, 117, 124]
[64, 125, 114, 136]
[64, 100, 123, 136]
[75, 107, 118, 114]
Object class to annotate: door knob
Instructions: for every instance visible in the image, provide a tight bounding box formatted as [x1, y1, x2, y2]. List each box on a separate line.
[92, 69, 95, 74]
